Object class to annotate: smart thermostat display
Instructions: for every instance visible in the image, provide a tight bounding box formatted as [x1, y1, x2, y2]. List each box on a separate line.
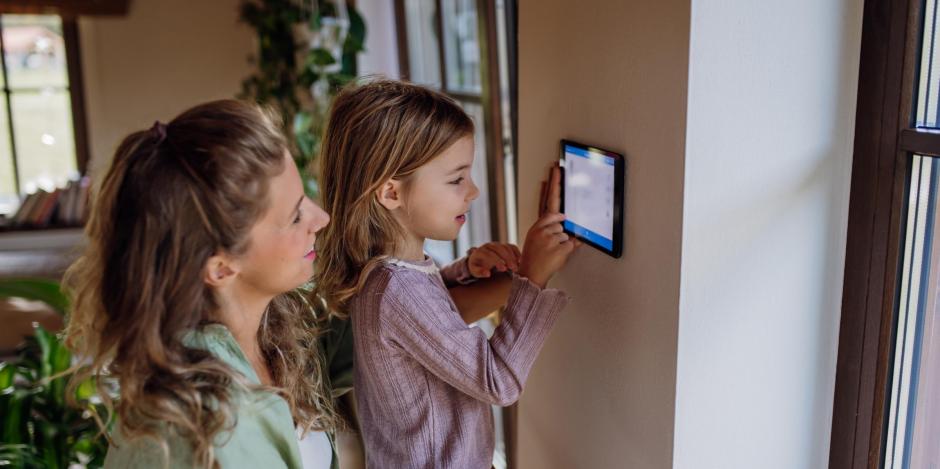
[559, 139, 625, 258]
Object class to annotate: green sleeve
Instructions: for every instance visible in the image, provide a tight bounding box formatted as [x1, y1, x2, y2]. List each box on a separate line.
[321, 314, 354, 396]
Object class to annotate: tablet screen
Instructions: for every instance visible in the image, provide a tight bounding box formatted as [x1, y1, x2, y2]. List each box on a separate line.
[561, 141, 621, 255]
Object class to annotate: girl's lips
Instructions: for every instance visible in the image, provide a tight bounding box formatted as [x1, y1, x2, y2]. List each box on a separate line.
[304, 249, 317, 260]
[456, 214, 467, 224]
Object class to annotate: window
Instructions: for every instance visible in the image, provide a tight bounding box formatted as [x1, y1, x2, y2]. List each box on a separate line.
[395, 0, 516, 264]
[831, 0, 940, 467]
[883, 154, 940, 468]
[0, 13, 87, 222]
[395, 1, 519, 467]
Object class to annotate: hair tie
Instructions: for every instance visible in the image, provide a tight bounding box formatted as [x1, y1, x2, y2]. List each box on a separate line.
[150, 121, 167, 144]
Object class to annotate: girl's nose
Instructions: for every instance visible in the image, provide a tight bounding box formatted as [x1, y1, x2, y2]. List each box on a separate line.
[468, 179, 480, 202]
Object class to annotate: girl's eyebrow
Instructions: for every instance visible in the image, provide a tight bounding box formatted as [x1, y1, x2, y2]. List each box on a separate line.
[449, 164, 471, 174]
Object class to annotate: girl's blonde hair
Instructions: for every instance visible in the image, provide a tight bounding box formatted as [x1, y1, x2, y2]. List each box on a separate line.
[64, 100, 339, 469]
[314, 79, 474, 314]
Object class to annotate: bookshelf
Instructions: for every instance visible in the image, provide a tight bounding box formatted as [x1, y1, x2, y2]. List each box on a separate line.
[0, 227, 84, 252]
[1, 178, 89, 232]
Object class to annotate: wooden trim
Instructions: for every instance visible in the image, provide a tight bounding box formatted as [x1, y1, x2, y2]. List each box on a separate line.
[0, 0, 129, 16]
[899, 128, 940, 156]
[505, 0, 518, 177]
[475, 0, 513, 466]
[0, 16, 18, 194]
[829, 0, 919, 467]
[63, 18, 89, 176]
[503, 403, 518, 469]
[476, 0, 507, 243]
[433, 0, 447, 90]
[393, 0, 410, 81]
[446, 90, 482, 102]
[501, 3, 519, 465]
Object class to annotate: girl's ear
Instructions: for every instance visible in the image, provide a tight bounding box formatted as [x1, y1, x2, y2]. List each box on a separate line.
[376, 179, 404, 211]
[204, 253, 239, 288]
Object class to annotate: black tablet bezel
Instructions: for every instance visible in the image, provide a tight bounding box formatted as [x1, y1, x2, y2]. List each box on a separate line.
[559, 139, 625, 258]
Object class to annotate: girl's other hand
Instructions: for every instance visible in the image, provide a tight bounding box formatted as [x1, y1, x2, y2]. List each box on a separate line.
[467, 243, 522, 278]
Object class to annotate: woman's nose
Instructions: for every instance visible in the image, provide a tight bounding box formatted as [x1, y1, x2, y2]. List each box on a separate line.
[308, 201, 330, 233]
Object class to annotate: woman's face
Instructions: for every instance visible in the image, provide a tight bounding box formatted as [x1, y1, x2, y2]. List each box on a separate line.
[236, 153, 329, 296]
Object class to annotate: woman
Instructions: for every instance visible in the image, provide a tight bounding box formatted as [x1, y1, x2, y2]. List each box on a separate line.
[64, 100, 351, 469]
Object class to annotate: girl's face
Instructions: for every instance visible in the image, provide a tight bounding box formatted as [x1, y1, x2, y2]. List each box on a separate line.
[236, 153, 329, 296]
[399, 135, 480, 242]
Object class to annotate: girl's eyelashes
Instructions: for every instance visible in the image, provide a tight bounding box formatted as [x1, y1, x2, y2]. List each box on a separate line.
[293, 209, 303, 224]
[448, 177, 464, 185]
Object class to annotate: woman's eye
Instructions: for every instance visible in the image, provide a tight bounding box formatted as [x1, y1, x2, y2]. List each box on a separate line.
[449, 177, 464, 185]
[293, 210, 302, 224]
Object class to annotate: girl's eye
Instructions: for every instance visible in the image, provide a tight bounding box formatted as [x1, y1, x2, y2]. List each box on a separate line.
[293, 210, 303, 224]
[449, 177, 464, 185]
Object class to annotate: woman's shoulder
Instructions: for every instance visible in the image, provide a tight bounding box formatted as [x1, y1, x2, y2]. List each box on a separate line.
[104, 394, 301, 469]
[103, 425, 192, 469]
[182, 323, 259, 383]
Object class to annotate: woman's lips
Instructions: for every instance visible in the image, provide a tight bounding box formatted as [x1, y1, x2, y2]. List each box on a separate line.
[304, 249, 317, 260]
[456, 214, 467, 224]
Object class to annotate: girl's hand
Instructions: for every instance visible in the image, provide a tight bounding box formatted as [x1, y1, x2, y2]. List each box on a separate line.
[519, 213, 577, 288]
[520, 165, 579, 288]
[467, 243, 522, 278]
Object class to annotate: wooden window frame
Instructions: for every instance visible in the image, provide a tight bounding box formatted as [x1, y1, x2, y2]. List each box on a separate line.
[0, 11, 90, 223]
[0, 1, 127, 16]
[829, 0, 940, 467]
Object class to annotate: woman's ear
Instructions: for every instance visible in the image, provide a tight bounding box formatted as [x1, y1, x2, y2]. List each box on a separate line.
[375, 179, 404, 211]
[204, 253, 239, 288]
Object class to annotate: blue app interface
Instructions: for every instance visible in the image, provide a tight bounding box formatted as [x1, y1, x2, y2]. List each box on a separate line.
[562, 144, 616, 250]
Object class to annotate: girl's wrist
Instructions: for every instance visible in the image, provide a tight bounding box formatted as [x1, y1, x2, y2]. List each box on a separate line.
[518, 266, 548, 288]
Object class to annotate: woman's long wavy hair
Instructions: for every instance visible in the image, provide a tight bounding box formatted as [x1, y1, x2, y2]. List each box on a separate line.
[64, 100, 339, 469]
[314, 79, 474, 314]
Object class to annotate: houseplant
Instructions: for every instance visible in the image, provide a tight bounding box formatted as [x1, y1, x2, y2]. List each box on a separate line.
[0, 279, 109, 469]
[239, 0, 367, 197]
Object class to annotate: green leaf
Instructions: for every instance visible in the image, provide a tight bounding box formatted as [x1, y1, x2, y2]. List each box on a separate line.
[2, 391, 26, 444]
[32, 327, 53, 380]
[345, 7, 367, 53]
[0, 443, 41, 467]
[50, 341, 70, 376]
[0, 363, 13, 391]
[0, 278, 69, 315]
[298, 67, 319, 88]
[74, 378, 95, 402]
[307, 48, 336, 67]
[328, 72, 355, 90]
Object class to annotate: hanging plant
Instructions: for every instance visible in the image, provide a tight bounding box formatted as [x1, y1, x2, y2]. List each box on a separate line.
[239, 0, 367, 197]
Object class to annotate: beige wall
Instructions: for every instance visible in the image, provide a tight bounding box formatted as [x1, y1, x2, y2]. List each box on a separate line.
[516, 0, 690, 467]
[78, 0, 254, 176]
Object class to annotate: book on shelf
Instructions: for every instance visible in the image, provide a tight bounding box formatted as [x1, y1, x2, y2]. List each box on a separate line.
[7, 178, 90, 229]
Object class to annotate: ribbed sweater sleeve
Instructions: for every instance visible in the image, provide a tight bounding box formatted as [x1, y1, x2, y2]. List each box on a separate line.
[377, 269, 569, 406]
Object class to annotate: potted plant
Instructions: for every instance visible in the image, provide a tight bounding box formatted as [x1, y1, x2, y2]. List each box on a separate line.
[0, 279, 110, 469]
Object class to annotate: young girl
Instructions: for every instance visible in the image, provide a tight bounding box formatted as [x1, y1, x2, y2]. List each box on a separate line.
[315, 80, 577, 468]
[64, 100, 349, 469]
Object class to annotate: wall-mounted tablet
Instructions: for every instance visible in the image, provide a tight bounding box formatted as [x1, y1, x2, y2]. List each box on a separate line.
[559, 139, 625, 258]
